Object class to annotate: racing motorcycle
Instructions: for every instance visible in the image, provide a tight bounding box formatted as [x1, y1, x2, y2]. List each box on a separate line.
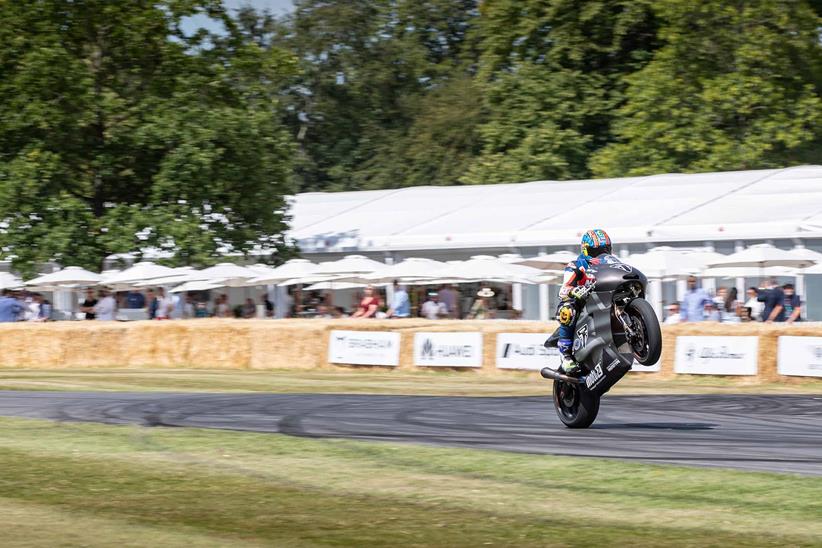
[542, 255, 662, 428]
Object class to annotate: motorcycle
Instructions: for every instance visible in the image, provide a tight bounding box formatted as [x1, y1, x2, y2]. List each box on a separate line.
[542, 254, 662, 428]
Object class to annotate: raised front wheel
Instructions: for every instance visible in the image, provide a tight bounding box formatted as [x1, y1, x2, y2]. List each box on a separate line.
[625, 298, 662, 365]
[553, 380, 600, 428]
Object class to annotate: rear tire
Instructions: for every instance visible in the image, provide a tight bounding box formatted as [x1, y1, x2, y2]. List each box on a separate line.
[626, 298, 662, 365]
[553, 380, 600, 428]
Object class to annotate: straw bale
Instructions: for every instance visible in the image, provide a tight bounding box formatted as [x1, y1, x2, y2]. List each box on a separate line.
[61, 322, 128, 368]
[122, 321, 193, 368]
[0, 323, 68, 368]
[184, 320, 253, 369]
[250, 322, 326, 370]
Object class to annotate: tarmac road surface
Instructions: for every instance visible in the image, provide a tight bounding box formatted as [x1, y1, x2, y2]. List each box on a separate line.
[0, 391, 819, 475]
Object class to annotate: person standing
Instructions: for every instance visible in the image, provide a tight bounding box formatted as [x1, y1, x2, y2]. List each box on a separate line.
[438, 285, 459, 319]
[387, 281, 410, 318]
[420, 292, 448, 320]
[80, 289, 98, 320]
[758, 279, 785, 323]
[743, 287, 764, 321]
[0, 289, 23, 322]
[680, 276, 711, 322]
[125, 290, 145, 309]
[94, 289, 117, 321]
[781, 283, 802, 324]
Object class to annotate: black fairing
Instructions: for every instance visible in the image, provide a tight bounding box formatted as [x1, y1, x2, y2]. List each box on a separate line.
[546, 255, 649, 396]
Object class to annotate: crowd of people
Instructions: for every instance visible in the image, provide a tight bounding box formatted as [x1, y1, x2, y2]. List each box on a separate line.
[0, 287, 276, 322]
[663, 276, 803, 324]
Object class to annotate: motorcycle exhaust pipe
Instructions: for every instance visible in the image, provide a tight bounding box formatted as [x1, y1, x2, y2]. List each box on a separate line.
[540, 367, 582, 384]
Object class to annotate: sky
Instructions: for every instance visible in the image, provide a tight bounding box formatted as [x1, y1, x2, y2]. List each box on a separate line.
[181, 0, 295, 35]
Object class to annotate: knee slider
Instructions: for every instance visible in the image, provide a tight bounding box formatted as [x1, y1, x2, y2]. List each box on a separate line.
[557, 302, 576, 326]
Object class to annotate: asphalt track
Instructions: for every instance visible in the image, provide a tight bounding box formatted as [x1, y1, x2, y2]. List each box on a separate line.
[0, 391, 819, 475]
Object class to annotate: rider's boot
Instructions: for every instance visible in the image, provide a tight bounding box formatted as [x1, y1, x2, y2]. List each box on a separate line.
[557, 339, 581, 376]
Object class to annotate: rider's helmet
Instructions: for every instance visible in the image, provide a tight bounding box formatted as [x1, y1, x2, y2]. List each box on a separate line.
[581, 229, 612, 258]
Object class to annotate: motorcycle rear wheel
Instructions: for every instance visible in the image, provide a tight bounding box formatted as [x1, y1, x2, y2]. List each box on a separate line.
[553, 380, 600, 428]
[625, 298, 662, 365]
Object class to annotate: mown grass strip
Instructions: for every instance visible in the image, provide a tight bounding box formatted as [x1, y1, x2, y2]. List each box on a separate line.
[0, 417, 818, 546]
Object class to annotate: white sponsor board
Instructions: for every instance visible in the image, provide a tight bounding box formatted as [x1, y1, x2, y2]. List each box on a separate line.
[328, 330, 401, 366]
[414, 332, 483, 367]
[496, 333, 560, 370]
[674, 336, 758, 375]
[777, 336, 822, 378]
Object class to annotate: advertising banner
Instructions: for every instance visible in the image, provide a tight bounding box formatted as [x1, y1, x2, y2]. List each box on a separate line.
[413, 332, 483, 367]
[328, 330, 401, 366]
[496, 333, 560, 370]
[674, 336, 758, 375]
[777, 336, 822, 378]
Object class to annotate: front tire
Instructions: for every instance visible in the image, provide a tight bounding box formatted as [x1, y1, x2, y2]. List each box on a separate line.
[625, 298, 662, 365]
[553, 380, 600, 428]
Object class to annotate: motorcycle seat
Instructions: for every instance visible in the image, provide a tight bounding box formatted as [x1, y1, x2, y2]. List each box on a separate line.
[544, 327, 561, 348]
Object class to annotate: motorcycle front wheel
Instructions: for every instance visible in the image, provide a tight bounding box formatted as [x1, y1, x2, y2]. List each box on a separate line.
[553, 380, 600, 428]
[625, 298, 662, 366]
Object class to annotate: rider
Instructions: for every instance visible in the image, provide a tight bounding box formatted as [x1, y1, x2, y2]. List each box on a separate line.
[557, 229, 612, 375]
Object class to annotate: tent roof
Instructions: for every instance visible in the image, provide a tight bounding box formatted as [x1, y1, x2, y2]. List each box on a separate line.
[289, 166, 822, 253]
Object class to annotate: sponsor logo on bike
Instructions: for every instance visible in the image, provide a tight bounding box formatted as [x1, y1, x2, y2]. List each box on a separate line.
[606, 358, 621, 372]
[585, 363, 605, 389]
[612, 263, 632, 273]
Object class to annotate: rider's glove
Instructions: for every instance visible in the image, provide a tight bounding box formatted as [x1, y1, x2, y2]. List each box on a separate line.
[570, 285, 590, 301]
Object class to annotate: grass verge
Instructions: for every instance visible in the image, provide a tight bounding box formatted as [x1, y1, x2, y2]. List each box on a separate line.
[0, 368, 820, 396]
[0, 417, 819, 546]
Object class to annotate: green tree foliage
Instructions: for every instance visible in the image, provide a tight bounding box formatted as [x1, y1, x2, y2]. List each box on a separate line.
[463, 0, 659, 183]
[591, 0, 822, 177]
[282, 0, 480, 191]
[0, 0, 297, 276]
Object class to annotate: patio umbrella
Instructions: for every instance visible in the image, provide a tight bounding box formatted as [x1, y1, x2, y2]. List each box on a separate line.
[169, 279, 225, 293]
[448, 255, 543, 284]
[184, 262, 259, 288]
[313, 255, 385, 276]
[512, 251, 577, 271]
[700, 266, 800, 278]
[245, 259, 319, 285]
[304, 281, 370, 290]
[103, 261, 180, 287]
[626, 247, 710, 278]
[134, 267, 197, 287]
[0, 272, 23, 290]
[707, 244, 813, 269]
[802, 262, 822, 274]
[26, 266, 102, 289]
[363, 257, 454, 283]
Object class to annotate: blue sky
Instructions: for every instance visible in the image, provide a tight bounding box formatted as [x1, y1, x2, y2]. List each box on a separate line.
[181, 0, 295, 35]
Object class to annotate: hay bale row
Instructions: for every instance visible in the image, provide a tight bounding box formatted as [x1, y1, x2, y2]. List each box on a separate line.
[0, 320, 820, 383]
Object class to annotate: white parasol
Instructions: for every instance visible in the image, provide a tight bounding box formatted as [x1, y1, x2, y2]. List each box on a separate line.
[102, 262, 179, 287]
[245, 259, 319, 285]
[26, 266, 102, 289]
[512, 251, 577, 271]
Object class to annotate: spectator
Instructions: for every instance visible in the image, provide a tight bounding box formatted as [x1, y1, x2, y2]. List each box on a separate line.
[214, 294, 231, 318]
[758, 279, 785, 323]
[467, 287, 495, 320]
[438, 284, 459, 319]
[183, 294, 196, 318]
[421, 291, 448, 320]
[194, 299, 210, 318]
[387, 281, 410, 318]
[242, 298, 256, 319]
[680, 276, 711, 322]
[714, 287, 739, 322]
[315, 304, 333, 318]
[37, 295, 52, 321]
[725, 287, 740, 314]
[703, 301, 721, 321]
[94, 289, 117, 321]
[80, 289, 98, 320]
[0, 289, 23, 322]
[146, 289, 158, 320]
[743, 287, 764, 321]
[261, 293, 274, 318]
[781, 283, 802, 324]
[351, 286, 380, 318]
[737, 305, 754, 322]
[125, 290, 146, 309]
[663, 303, 681, 325]
[154, 288, 171, 320]
[25, 293, 40, 321]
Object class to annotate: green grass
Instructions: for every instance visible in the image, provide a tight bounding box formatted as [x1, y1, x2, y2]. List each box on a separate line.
[0, 417, 819, 546]
[0, 368, 820, 396]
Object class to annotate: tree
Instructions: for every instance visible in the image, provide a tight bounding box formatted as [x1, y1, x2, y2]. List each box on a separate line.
[281, 0, 480, 191]
[463, 0, 659, 183]
[591, 0, 822, 177]
[0, 0, 297, 276]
